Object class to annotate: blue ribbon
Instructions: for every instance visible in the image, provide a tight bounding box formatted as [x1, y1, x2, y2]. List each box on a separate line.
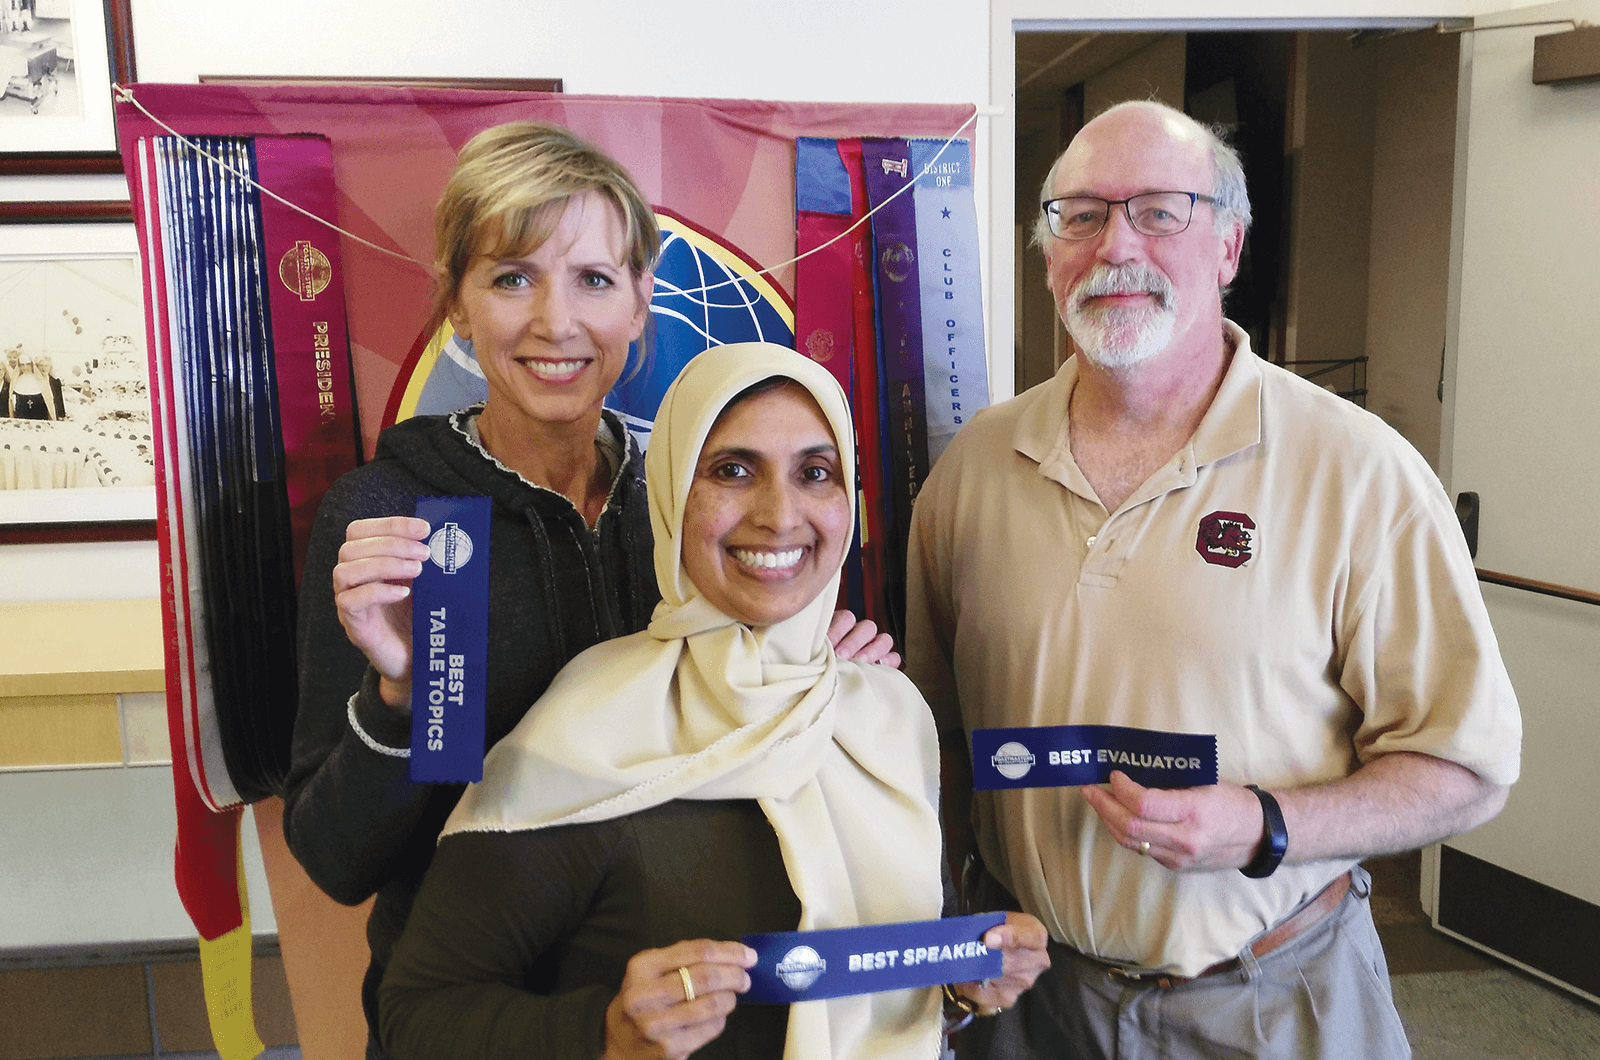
[409, 495, 492, 782]
[971, 725, 1219, 790]
[741, 913, 1004, 1004]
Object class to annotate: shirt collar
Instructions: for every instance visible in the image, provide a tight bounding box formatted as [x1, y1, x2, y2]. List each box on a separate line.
[1189, 321, 1262, 467]
[1012, 320, 1263, 490]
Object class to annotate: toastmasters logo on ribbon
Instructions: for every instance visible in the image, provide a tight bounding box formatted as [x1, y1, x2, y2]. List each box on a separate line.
[278, 240, 332, 302]
[742, 913, 1003, 1004]
[971, 725, 1219, 791]
[410, 496, 492, 783]
[775, 947, 827, 992]
[428, 522, 475, 573]
[1197, 510, 1256, 568]
[990, 741, 1036, 780]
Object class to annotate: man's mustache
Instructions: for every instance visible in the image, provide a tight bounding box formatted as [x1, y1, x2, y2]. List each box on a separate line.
[1072, 264, 1174, 310]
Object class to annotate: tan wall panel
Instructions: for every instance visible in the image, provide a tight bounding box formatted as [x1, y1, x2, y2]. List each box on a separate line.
[0, 965, 151, 1060]
[1287, 34, 1377, 371]
[121, 690, 174, 764]
[0, 599, 164, 698]
[0, 694, 122, 768]
[1363, 30, 1458, 468]
[150, 954, 299, 1052]
[1084, 34, 1186, 117]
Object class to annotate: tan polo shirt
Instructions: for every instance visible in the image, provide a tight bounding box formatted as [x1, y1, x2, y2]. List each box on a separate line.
[906, 324, 1521, 976]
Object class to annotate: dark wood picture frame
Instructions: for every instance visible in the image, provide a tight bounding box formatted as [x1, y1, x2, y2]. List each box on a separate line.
[0, 0, 137, 176]
[0, 200, 132, 224]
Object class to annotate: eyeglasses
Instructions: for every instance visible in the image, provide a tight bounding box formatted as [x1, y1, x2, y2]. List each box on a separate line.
[1041, 191, 1218, 240]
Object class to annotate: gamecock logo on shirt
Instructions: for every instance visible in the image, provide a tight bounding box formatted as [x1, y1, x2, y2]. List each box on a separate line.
[1196, 511, 1255, 568]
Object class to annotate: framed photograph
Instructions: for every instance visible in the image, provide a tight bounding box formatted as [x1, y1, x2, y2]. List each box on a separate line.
[0, 0, 137, 175]
[0, 215, 156, 528]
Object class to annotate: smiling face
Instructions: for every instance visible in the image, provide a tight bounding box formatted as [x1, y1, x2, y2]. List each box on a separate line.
[447, 190, 651, 436]
[1042, 104, 1243, 370]
[680, 382, 852, 628]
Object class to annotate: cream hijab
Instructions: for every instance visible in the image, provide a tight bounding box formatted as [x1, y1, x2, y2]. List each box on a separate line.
[443, 342, 944, 1060]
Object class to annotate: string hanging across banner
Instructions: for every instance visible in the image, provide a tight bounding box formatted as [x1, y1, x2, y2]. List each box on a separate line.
[114, 85, 981, 302]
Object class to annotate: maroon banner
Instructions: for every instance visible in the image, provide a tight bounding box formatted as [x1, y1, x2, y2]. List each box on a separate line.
[114, 85, 973, 456]
[795, 210, 855, 398]
[840, 139, 891, 633]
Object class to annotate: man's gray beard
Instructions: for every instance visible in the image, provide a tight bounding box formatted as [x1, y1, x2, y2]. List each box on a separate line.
[1063, 263, 1178, 369]
[1066, 299, 1176, 369]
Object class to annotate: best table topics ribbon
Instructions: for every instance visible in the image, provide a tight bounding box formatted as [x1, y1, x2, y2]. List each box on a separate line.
[409, 495, 491, 782]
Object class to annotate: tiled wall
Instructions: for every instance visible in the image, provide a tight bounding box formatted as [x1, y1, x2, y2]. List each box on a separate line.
[2, 601, 299, 1058]
[0, 691, 169, 769]
[0, 953, 298, 1060]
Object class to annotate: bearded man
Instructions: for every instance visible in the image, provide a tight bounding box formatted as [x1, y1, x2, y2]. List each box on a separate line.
[905, 100, 1521, 1059]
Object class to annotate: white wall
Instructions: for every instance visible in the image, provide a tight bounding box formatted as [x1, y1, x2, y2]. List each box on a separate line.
[1441, 0, 1600, 906]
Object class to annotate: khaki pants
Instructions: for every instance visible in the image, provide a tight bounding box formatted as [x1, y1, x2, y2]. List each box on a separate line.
[958, 866, 1411, 1060]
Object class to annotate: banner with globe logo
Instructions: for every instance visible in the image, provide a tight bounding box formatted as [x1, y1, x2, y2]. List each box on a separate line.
[115, 84, 982, 1059]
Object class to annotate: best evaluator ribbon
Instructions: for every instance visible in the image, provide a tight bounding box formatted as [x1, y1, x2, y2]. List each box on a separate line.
[971, 724, 1219, 791]
[410, 496, 492, 783]
[741, 913, 1004, 1004]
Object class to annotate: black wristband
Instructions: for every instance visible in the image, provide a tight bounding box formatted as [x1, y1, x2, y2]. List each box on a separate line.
[1240, 784, 1288, 878]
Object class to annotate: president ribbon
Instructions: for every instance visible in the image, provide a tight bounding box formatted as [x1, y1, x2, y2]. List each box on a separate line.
[741, 913, 1004, 1004]
[409, 496, 491, 782]
[971, 725, 1219, 791]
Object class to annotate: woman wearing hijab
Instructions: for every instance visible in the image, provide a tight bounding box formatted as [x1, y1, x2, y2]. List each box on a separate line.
[378, 343, 1049, 1060]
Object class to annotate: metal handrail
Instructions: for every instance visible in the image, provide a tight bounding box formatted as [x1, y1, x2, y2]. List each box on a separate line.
[1476, 568, 1600, 608]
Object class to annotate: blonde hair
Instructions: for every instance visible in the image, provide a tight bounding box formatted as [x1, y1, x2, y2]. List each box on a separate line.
[433, 122, 660, 319]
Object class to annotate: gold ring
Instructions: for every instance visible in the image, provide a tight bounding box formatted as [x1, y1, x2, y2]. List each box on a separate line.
[1139, 840, 1150, 856]
[678, 965, 696, 1003]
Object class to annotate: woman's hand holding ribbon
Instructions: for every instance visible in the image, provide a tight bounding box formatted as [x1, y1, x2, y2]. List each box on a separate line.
[332, 516, 432, 710]
[602, 939, 756, 1060]
[952, 912, 1051, 1014]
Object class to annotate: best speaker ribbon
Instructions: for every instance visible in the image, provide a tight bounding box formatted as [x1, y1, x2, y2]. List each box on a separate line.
[741, 913, 1004, 1004]
[409, 495, 491, 782]
[971, 725, 1219, 791]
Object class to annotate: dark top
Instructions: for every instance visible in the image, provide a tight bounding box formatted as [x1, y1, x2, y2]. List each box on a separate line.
[283, 408, 659, 1040]
[10, 389, 49, 419]
[380, 800, 800, 1060]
